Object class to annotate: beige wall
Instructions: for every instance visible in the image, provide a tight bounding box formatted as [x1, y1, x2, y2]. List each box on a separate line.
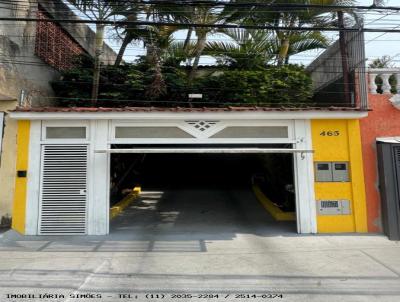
[0, 1, 54, 222]
[0, 101, 18, 219]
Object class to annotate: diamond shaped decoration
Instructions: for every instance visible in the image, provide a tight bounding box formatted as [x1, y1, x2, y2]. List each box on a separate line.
[186, 120, 219, 132]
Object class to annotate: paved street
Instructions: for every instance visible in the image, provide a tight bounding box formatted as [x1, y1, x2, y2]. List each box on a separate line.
[0, 189, 400, 302]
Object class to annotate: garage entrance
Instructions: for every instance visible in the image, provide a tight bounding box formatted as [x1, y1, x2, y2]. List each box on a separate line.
[109, 150, 297, 235]
[98, 116, 317, 235]
[15, 111, 322, 235]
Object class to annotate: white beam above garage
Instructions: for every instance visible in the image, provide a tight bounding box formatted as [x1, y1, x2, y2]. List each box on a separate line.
[96, 148, 314, 154]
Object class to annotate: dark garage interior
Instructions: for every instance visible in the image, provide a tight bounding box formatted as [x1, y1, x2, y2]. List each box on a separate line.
[109, 149, 297, 235]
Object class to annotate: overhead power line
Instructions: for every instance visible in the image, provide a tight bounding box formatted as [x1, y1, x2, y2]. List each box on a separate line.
[140, 1, 400, 10]
[2, 0, 400, 10]
[2, 17, 400, 33]
[46, 0, 400, 11]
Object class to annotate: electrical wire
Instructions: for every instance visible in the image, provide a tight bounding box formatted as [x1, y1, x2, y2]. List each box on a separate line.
[2, 0, 398, 11]
[0, 1, 400, 94]
[3, 16, 400, 33]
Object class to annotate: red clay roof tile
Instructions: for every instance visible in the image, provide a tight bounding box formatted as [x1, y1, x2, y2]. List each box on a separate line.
[13, 106, 369, 113]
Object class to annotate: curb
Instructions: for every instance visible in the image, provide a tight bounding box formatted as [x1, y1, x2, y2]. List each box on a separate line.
[252, 184, 296, 221]
[110, 186, 141, 220]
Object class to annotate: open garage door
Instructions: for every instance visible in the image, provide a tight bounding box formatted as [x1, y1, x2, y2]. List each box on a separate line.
[100, 120, 316, 235]
[108, 145, 305, 235]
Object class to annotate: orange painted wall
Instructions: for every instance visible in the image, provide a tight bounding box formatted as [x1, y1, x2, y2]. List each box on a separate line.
[360, 94, 400, 232]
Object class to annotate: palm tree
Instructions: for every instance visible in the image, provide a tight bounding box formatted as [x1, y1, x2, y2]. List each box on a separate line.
[114, 1, 164, 66]
[227, 0, 356, 65]
[205, 28, 275, 69]
[278, 31, 329, 64]
[114, 10, 142, 66]
[127, 24, 180, 98]
[155, 3, 235, 81]
[205, 27, 328, 68]
[68, 0, 134, 104]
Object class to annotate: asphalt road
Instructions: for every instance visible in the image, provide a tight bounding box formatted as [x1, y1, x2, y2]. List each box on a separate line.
[0, 189, 400, 302]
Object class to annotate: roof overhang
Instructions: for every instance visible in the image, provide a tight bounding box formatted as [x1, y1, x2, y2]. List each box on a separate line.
[9, 110, 368, 120]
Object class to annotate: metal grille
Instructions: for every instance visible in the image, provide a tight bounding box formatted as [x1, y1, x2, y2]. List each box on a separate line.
[307, 31, 368, 109]
[39, 145, 88, 235]
[395, 146, 400, 167]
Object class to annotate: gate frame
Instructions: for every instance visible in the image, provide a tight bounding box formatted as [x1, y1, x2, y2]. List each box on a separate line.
[101, 117, 317, 235]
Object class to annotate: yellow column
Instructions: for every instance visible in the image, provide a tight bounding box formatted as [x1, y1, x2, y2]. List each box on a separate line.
[347, 120, 368, 232]
[11, 120, 30, 234]
[312, 119, 367, 233]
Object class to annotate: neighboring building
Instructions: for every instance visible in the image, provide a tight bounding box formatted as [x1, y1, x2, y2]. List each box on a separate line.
[0, 0, 116, 226]
[360, 69, 400, 238]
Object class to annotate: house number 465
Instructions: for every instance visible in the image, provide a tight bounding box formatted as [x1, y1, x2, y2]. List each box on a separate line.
[320, 131, 340, 137]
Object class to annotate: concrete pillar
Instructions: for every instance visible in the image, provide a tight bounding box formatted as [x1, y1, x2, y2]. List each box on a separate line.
[294, 120, 317, 234]
[87, 120, 109, 235]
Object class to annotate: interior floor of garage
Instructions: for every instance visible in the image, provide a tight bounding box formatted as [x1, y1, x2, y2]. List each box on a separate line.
[110, 153, 297, 236]
[110, 189, 296, 237]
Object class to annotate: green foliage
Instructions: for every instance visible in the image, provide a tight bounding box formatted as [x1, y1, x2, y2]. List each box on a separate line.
[51, 55, 313, 107]
[368, 55, 394, 68]
[193, 65, 313, 106]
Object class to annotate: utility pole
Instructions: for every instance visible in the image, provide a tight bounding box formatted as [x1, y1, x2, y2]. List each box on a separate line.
[338, 11, 351, 105]
[91, 23, 105, 106]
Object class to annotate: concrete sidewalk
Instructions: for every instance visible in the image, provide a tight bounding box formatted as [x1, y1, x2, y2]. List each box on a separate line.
[0, 190, 399, 302]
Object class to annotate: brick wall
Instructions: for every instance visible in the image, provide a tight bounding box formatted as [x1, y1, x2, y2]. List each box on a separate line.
[35, 6, 85, 70]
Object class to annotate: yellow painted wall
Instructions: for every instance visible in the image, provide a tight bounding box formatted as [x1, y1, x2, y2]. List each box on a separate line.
[11, 120, 30, 234]
[0, 101, 18, 220]
[312, 119, 367, 233]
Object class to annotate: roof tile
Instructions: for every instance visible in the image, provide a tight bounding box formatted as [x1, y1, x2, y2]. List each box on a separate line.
[13, 106, 369, 113]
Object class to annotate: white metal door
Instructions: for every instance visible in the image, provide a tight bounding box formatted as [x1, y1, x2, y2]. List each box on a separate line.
[38, 145, 88, 235]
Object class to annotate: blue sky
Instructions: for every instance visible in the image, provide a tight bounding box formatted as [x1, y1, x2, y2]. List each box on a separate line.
[108, 0, 400, 66]
[358, 0, 400, 65]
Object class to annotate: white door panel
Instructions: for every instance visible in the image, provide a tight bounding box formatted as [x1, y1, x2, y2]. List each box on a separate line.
[38, 145, 88, 235]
